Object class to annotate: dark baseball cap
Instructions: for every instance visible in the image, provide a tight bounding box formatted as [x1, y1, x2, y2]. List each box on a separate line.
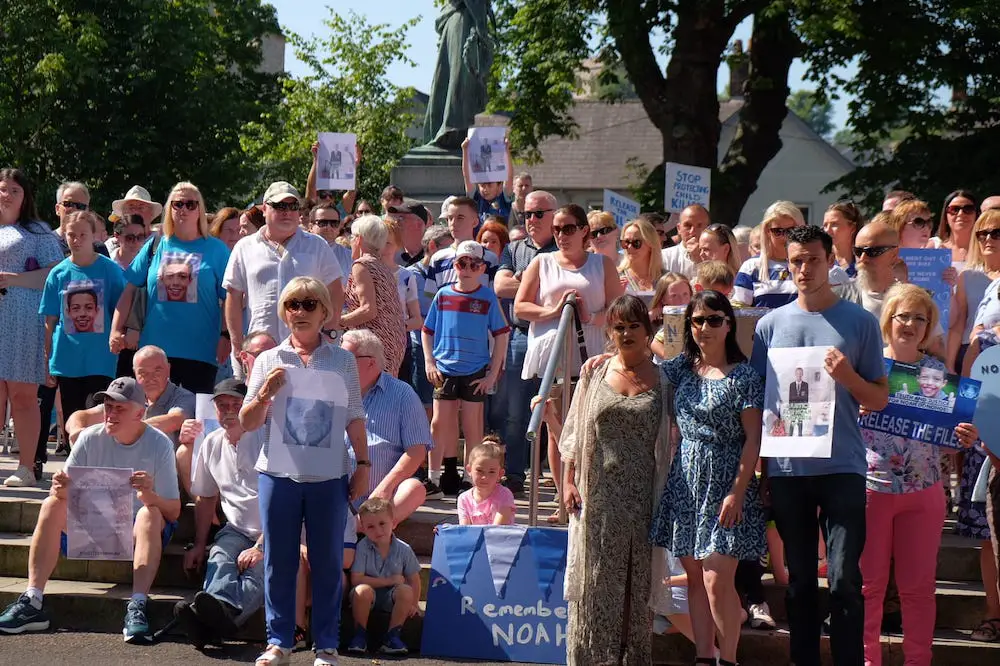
[94, 377, 146, 406]
[213, 378, 248, 400]
[387, 198, 429, 223]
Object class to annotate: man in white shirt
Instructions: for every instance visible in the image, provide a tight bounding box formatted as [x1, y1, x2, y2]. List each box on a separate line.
[175, 379, 263, 648]
[661, 204, 710, 279]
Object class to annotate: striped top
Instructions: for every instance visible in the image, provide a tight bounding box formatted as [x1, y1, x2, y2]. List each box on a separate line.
[734, 257, 850, 308]
[244, 337, 365, 483]
[347, 371, 432, 503]
[423, 245, 500, 297]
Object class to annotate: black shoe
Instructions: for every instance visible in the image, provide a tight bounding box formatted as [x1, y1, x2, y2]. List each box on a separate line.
[32, 461, 43, 482]
[881, 610, 902, 633]
[502, 476, 526, 499]
[192, 591, 238, 637]
[422, 479, 444, 500]
[439, 471, 463, 496]
[173, 601, 210, 650]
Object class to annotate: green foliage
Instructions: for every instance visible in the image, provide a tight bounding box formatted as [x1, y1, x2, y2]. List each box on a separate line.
[0, 0, 282, 218]
[787, 89, 834, 139]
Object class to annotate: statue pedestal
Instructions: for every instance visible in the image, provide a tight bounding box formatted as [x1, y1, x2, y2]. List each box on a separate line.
[390, 146, 465, 218]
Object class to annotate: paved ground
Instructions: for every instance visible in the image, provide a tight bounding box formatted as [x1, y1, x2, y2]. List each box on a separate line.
[0, 631, 538, 665]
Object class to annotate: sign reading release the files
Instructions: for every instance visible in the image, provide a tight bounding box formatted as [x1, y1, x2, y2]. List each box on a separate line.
[602, 190, 639, 228]
[664, 162, 711, 213]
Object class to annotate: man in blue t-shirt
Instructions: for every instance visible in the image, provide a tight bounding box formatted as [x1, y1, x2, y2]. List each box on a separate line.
[461, 132, 514, 229]
[751, 225, 888, 666]
[422, 241, 510, 495]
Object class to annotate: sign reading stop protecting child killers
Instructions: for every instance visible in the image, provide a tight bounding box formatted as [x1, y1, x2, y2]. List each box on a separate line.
[664, 162, 711, 213]
[422, 525, 569, 665]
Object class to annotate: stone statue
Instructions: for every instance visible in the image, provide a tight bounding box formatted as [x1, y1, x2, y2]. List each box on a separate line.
[422, 0, 495, 150]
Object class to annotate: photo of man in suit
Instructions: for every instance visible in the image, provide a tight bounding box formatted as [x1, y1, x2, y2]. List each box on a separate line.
[787, 367, 809, 436]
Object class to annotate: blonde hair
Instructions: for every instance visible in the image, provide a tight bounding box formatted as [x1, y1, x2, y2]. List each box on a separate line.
[651, 272, 692, 308]
[888, 199, 932, 236]
[879, 283, 938, 347]
[468, 434, 506, 467]
[696, 260, 735, 290]
[618, 219, 663, 281]
[966, 209, 1000, 271]
[757, 201, 805, 282]
[359, 496, 394, 517]
[587, 210, 616, 229]
[277, 276, 333, 324]
[701, 224, 742, 277]
[162, 182, 209, 239]
[63, 209, 102, 234]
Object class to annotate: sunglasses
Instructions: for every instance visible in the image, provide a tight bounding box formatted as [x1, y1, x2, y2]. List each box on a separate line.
[122, 233, 146, 243]
[907, 217, 933, 229]
[455, 258, 484, 270]
[852, 245, 897, 258]
[313, 219, 340, 228]
[621, 239, 644, 249]
[284, 298, 318, 312]
[524, 209, 553, 220]
[591, 226, 616, 238]
[316, 190, 335, 200]
[170, 199, 199, 211]
[268, 201, 301, 212]
[60, 201, 88, 211]
[690, 315, 728, 328]
[552, 224, 581, 236]
[977, 228, 1000, 241]
[948, 204, 976, 216]
[769, 226, 794, 236]
[891, 313, 929, 326]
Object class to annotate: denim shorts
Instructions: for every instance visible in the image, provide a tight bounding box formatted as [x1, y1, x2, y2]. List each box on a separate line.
[371, 585, 400, 613]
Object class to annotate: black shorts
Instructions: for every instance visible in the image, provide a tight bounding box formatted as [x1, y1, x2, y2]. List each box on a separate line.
[433, 366, 488, 403]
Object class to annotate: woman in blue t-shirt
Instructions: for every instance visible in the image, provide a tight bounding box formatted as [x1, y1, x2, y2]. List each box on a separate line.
[41, 210, 126, 425]
[111, 182, 230, 394]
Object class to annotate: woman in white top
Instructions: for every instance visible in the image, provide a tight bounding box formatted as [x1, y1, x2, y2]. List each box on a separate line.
[618, 219, 664, 308]
[931, 190, 978, 264]
[515, 204, 623, 521]
[732, 201, 804, 308]
[952, 210, 1000, 371]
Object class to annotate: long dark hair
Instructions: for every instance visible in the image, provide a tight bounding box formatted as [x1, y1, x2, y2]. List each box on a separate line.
[938, 189, 978, 241]
[555, 204, 591, 240]
[0, 168, 42, 230]
[605, 294, 654, 347]
[683, 290, 745, 364]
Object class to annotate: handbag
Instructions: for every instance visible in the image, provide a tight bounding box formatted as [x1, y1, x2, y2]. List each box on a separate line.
[124, 235, 161, 332]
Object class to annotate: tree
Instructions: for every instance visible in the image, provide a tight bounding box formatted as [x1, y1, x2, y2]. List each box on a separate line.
[0, 0, 281, 219]
[787, 89, 834, 140]
[239, 11, 419, 206]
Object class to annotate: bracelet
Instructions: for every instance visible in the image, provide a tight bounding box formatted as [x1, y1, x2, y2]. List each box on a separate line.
[356, 460, 371, 467]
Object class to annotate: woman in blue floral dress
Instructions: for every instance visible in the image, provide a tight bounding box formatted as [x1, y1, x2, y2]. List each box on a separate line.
[651, 290, 765, 666]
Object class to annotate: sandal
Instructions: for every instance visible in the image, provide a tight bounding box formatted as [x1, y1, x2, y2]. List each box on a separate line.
[971, 618, 1000, 642]
[545, 509, 567, 525]
[255, 645, 291, 665]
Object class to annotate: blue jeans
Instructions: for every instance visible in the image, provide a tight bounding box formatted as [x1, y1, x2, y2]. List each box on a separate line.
[409, 338, 433, 407]
[770, 473, 867, 666]
[203, 524, 264, 627]
[502, 329, 541, 482]
[258, 473, 348, 650]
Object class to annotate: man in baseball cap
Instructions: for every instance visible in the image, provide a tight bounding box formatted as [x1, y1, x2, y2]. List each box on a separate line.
[262, 181, 301, 206]
[0, 375, 180, 642]
[387, 198, 430, 266]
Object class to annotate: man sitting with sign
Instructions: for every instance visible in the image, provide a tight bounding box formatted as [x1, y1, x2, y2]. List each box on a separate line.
[175, 379, 264, 648]
[0, 377, 180, 643]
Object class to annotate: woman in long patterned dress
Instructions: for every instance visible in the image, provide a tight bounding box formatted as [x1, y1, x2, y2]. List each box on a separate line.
[0, 169, 65, 487]
[340, 214, 405, 375]
[558, 295, 672, 666]
[650, 290, 765, 666]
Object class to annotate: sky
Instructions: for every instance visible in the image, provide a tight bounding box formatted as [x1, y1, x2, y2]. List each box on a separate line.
[268, 1, 853, 131]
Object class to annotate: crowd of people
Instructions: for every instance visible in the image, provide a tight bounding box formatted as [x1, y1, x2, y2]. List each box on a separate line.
[0, 150, 998, 666]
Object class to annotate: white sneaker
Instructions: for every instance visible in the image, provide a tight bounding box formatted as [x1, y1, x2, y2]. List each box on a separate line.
[749, 601, 777, 630]
[3, 466, 35, 488]
[314, 648, 339, 666]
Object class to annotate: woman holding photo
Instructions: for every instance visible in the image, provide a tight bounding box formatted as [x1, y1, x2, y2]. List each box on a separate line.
[860, 284, 980, 663]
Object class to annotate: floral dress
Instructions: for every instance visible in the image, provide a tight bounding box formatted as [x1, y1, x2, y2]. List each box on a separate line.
[958, 331, 997, 540]
[345, 254, 405, 375]
[651, 356, 766, 560]
[864, 431, 941, 494]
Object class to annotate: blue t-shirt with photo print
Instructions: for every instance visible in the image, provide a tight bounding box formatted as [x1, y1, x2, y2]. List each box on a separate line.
[40, 255, 126, 378]
[125, 235, 230, 366]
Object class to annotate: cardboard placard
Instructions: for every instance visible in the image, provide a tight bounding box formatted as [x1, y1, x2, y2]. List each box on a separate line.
[602, 189, 639, 228]
[664, 162, 711, 213]
[659, 306, 767, 360]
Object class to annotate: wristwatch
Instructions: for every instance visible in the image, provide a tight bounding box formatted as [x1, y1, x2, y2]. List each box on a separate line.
[254, 542, 264, 553]
[356, 459, 371, 467]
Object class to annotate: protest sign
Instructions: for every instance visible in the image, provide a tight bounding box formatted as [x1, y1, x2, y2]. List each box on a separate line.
[602, 189, 639, 228]
[190, 394, 219, 484]
[467, 127, 509, 185]
[760, 347, 836, 458]
[316, 132, 357, 191]
[659, 306, 767, 360]
[970, 344, 1000, 455]
[66, 467, 134, 560]
[898, 249, 951, 331]
[267, 367, 349, 477]
[422, 525, 568, 665]
[858, 358, 981, 450]
[664, 162, 711, 213]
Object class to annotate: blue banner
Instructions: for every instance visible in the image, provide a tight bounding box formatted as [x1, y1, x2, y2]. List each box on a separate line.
[858, 358, 981, 449]
[898, 248, 951, 330]
[421, 525, 569, 665]
[970, 344, 1000, 455]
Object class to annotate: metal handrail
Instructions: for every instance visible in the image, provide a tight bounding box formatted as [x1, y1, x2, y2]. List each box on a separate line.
[525, 293, 576, 526]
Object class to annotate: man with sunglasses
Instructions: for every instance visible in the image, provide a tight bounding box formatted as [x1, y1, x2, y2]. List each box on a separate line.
[224, 182, 345, 379]
[661, 204, 709, 279]
[752, 225, 888, 666]
[309, 202, 353, 277]
[52, 181, 109, 258]
[386, 199, 431, 267]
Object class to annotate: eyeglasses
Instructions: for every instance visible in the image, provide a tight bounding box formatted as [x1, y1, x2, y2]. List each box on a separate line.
[524, 209, 553, 220]
[690, 315, 728, 328]
[769, 226, 794, 236]
[170, 200, 199, 211]
[60, 201, 88, 211]
[976, 228, 1000, 241]
[122, 233, 146, 243]
[590, 226, 616, 238]
[892, 313, 929, 326]
[316, 190, 335, 200]
[948, 204, 976, 216]
[284, 298, 318, 312]
[552, 224, 581, 236]
[313, 219, 340, 228]
[852, 245, 897, 258]
[907, 217, 933, 229]
[268, 201, 301, 212]
[455, 258, 484, 270]
[621, 239, 644, 250]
